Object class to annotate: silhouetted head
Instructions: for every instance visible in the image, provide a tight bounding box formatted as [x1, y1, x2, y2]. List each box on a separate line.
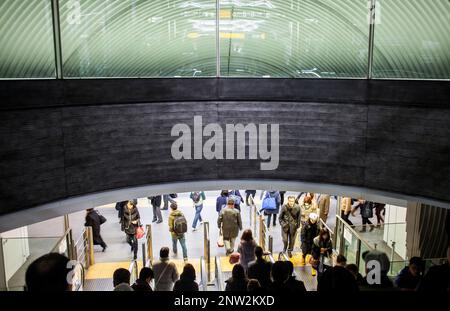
[247, 279, 262, 292]
[138, 267, 154, 283]
[160, 247, 170, 259]
[284, 260, 294, 276]
[408, 257, 424, 276]
[254, 246, 264, 259]
[241, 229, 253, 242]
[181, 264, 196, 281]
[26, 253, 72, 292]
[272, 261, 289, 283]
[336, 254, 347, 267]
[113, 268, 131, 287]
[232, 264, 246, 281]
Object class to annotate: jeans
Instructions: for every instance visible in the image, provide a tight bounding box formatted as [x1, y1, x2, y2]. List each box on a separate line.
[126, 234, 138, 258]
[266, 214, 277, 228]
[172, 235, 188, 259]
[192, 204, 203, 229]
[163, 195, 177, 209]
[224, 237, 236, 254]
[282, 228, 297, 252]
[152, 203, 163, 222]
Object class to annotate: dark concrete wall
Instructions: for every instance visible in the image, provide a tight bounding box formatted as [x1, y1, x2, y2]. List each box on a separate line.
[0, 79, 449, 215]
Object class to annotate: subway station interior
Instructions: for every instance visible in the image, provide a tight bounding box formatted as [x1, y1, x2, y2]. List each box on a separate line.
[0, 0, 449, 293]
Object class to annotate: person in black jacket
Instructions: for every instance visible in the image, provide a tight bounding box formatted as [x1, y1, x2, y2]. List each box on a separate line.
[121, 200, 141, 260]
[225, 264, 248, 291]
[85, 208, 107, 251]
[115, 201, 128, 221]
[173, 264, 199, 292]
[132, 267, 154, 291]
[148, 195, 163, 223]
[352, 199, 375, 232]
[268, 261, 289, 293]
[247, 246, 272, 290]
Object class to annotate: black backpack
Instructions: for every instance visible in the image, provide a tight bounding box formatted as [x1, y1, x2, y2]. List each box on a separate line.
[173, 214, 188, 234]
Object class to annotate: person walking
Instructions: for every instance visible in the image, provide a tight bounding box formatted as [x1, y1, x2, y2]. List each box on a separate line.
[374, 202, 386, 228]
[216, 190, 229, 214]
[279, 196, 301, 258]
[218, 198, 243, 255]
[318, 194, 331, 224]
[162, 194, 177, 210]
[245, 190, 257, 206]
[121, 200, 141, 260]
[352, 199, 375, 232]
[153, 247, 179, 291]
[237, 229, 257, 271]
[148, 195, 163, 223]
[190, 191, 206, 231]
[173, 264, 199, 292]
[261, 190, 281, 229]
[340, 197, 354, 226]
[300, 195, 319, 226]
[85, 208, 107, 252]
[300, 213, 319, 267]
[168, 202, 188, 261]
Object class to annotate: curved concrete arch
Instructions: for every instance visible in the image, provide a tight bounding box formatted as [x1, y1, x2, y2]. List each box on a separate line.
[1, 179, 449, 233]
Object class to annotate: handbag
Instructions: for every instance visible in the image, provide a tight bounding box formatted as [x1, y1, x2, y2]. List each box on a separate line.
[99, 214, 107, 225]
[217, 229, 224, 248]
[135, 226, 145, 239]
[229, 252, 240, 265]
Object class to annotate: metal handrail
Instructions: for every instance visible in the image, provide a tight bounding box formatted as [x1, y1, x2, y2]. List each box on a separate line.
[319, 218, 334, 237]
[214, 256, 224, 291]
[50, 228, 72, 254]
[203, 221, 211, 283]
[199, 257, 208, 291]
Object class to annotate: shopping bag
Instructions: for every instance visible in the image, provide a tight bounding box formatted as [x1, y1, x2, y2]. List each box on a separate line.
[136, 226, 145, 239]
[217, 230, 224, 248]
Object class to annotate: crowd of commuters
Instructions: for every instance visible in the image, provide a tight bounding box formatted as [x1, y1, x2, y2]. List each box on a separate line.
[29, 190, 445, 293]
[25, 244, 450, 292]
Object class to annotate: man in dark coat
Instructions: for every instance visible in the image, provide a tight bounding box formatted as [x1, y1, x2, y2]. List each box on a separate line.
[279, 196, 301, 257]
[85, 208, 107, 251]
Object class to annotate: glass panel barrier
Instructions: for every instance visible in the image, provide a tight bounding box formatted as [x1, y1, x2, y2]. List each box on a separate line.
[219, 0, 369, 77]
[373, 0, 450, 79]
[59, 0, 217, 77]
[0, 0, 56, 78]
[1, 236, 61, 290]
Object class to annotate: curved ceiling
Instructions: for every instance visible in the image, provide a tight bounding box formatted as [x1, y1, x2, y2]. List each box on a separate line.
[0, 0, 449, 79]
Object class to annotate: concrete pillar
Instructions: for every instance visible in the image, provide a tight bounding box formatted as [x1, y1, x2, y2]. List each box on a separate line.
[406, 202, 449, 259]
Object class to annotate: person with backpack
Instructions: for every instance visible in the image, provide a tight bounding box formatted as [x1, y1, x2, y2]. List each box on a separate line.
[216, 190, 229, 214]
[190, 191, 206, 231]
[229, 190, 243, 211]
[168, 202, 188, 261]
[279, 196, 301, 258]
[352, 199, 375, 232]
[148, 195, 163, 224]
[85, 208, 108, 252]
[260, 190, 281, 229]
[218, 198, 243, 255]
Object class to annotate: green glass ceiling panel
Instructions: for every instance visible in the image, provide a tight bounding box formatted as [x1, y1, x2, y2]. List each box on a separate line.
[0, 0, 56, 78]
[219, 0, 370, 78]
[60, 0, 216, 77]
[373, 0, 450, 79]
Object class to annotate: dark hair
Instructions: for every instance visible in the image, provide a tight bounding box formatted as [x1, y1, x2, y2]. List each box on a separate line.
[319, 228, 330, 241]
[336, 254, 347, 264]
[247, 279, 261, 292]
[113, 268, 130, 287]
[271, 261, 289, 283]
[160, 247, 170, 259]
[221, 190, 229, 196]
[170, 202, 178, 210]
[254, 246, 264, 258]
[86, 208, 94, 212]
[284, 260, 294, 276]
[231, 264, 246, 281]
[409, 256, 423, 268]
[25, 253, 72, 292]
[139, 267, 154, 281]
[346, 264, 358, 274]
[241, 229, 253, 242]
[180, 264, 196, 281]
[303, 196, 312, 204]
